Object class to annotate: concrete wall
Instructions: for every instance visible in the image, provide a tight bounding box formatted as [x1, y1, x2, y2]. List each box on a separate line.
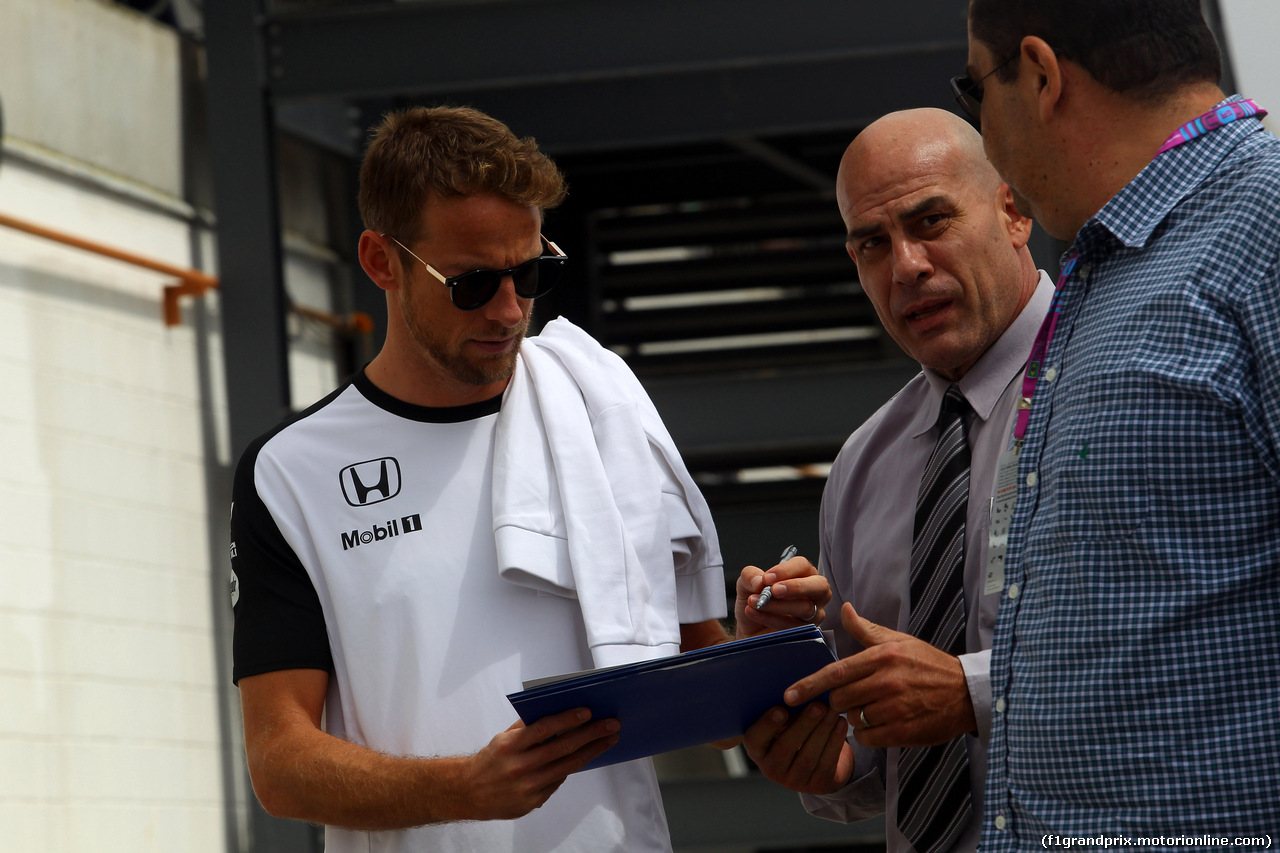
[0, 1, 339, 850]
[0, 0, 184, 198]
[0, 0, 227, 848]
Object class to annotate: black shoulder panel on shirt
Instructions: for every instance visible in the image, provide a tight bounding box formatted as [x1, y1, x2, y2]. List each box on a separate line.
[227, 382, 353, 684]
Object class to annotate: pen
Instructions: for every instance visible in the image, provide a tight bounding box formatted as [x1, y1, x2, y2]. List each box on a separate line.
[755, 544, 797, 609]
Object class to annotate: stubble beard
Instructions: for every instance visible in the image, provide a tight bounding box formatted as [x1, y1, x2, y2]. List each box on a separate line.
[400, 286, 528, 388]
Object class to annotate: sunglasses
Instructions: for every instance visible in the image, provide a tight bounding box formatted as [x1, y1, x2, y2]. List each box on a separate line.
[388, 234, 568, 310]
[950, 50, 1020, 123]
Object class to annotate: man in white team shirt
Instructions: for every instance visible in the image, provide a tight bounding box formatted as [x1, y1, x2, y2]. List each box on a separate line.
[229, 105, 830, 853]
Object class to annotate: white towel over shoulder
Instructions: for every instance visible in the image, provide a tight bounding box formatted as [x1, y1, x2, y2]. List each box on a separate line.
[493, 318, 723, 668]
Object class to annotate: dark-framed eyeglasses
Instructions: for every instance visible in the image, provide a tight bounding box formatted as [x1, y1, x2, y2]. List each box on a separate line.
[950, 50, 1020, 123]
[387, 234, 568, 310]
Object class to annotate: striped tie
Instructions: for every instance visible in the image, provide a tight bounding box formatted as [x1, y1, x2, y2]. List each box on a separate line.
[898, 384, 972, 853]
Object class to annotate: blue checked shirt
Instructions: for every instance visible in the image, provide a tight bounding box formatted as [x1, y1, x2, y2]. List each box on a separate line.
[983, 99, 1280, 849]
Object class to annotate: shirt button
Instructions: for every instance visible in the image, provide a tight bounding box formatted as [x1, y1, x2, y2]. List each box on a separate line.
[996, 698, 1006, 713]
[995, 814, 1008, 831]
[1026, 471, 1038, 487]
[1045, 366, 1058, 382]
[1008, 583, 1021, 600]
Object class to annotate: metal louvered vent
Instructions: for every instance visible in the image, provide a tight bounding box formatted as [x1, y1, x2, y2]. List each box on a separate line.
[585, 192, 886, 378]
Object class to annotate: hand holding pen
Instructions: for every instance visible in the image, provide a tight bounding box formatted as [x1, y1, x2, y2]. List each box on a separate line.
[733, 545, 832, 638]
[755, 544, 797, 609]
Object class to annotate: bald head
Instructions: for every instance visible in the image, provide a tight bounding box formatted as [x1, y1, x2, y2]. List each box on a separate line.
[837, 108, 1002, 227]
[832, 108, 1040, 380]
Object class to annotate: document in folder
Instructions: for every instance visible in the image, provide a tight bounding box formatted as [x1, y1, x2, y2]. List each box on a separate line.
[506, 624, 836, 770]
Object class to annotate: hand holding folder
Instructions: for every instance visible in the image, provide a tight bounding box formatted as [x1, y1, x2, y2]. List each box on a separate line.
[507, 625, 836, 770]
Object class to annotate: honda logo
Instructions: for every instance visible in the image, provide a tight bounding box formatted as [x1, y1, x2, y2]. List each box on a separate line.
[340, 457, 402, 507]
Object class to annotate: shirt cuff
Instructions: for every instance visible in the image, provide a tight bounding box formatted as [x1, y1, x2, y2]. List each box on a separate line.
[675, 560, 727, 623]
[959, 648, 992, 741]
[799, 765, 887, 823]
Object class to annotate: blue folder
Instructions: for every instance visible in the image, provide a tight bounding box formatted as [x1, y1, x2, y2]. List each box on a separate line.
[507, 624, 837, 770]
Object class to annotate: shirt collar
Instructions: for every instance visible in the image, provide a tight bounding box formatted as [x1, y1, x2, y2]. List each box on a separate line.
[911, 269, 1056, 438]
[1079, 95, 1264, 254]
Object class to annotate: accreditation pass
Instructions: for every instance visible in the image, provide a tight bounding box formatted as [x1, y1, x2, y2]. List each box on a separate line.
[986, 442, 1021, 595]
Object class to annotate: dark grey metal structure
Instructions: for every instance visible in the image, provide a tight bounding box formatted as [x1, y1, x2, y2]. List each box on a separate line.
[205, 0, 976, 458]
[198, 2, 1000, 850]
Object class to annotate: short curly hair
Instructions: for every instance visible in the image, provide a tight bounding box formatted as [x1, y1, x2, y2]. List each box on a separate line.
[357, 105, 567, 244]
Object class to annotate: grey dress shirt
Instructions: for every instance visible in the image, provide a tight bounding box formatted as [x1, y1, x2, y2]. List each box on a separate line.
[800, 271, 1053, 853]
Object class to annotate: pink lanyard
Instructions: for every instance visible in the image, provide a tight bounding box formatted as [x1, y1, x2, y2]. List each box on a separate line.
[1158, 99, 1266, 154]
[1012, 99, 1268, 443]
[1013, 256, 1076, 441]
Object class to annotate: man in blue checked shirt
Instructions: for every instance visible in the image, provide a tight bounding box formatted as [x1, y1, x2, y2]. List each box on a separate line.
[962, 0, 1280, 848]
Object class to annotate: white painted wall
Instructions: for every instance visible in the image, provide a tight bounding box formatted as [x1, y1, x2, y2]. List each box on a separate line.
[0, 0, 184, 198]
[0, 0, 228, 846]
[0, 0, 338, 850]
[0, 162, 227, 849]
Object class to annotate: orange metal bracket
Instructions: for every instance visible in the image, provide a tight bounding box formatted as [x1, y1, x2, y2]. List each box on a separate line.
[0, 210, 371, 334]
[292, 302, 376, 336]
[0, 210, 218, 325]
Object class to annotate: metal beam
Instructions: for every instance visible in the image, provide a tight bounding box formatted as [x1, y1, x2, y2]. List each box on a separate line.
[452, 47, 966, 153]
[205, 1, 311, 847]
[206, 0, 294, 461]
[263, 0, 967, 101]
[729, 136, 835, 192]
[268, 0, 969, 157]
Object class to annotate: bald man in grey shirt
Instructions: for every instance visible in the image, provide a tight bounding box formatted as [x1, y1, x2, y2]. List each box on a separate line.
[742, 109, 1051, 853]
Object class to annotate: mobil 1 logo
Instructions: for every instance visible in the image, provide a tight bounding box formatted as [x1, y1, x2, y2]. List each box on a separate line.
[341, 513, 423, 551]
[338, 456, 422, 550]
